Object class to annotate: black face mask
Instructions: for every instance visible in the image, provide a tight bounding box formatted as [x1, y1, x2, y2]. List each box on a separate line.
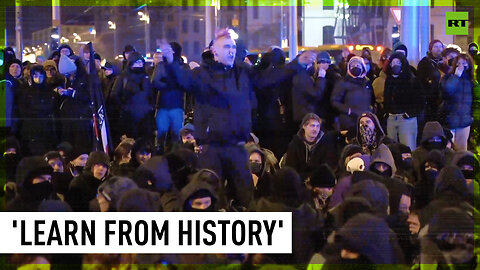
[350, 67, 362, 77]
[29, 181, 53, 201]
[74, 166, 84, 173]
[462, 169, 474, 180]
[425, 141, 444, 151]
[392, 65, 402, 75]
[402, 157, 413, 169]
[447, 58, 454, 66]
[371, 167, 392, 178]
[424, 169, 439, 182]
[250, 162, 262, 176]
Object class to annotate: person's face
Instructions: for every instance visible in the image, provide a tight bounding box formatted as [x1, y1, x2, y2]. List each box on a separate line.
[83, 52, 90, 61]
[318, 62, 329, 71]
[190, 196, 212, 210]
[124, 52, 131, 60]
[32, 71, 45, 84]
[447, 52, 458, 61]
[153, 52, 163, 64]
[95, 59, 101, 70]
[131, 60, 144, 68]
[9, 63, 22, 78]
[390, 58, 402, 68]
[359, 116, 375, 131]
[136, 151, 151, 164]
[32, 174, 52, 184]
[373, 162, 390, 173]
[71, 154, 88, 167]
[60, 48, 70, 56]
[182, 133, 195, 144]
[401, 152, 412, 160]
[45, 66, 56, 78]
[92, 163, 108, 179]
[313, 187, 333, 198]
[48, 158, 64, 173]
[456, 58, 469, 70]
[303, 119, 321, 142]
[212, 36, 236, 67]
[249, 152, 262, 165]
[431, 42, 443, 58]
[349, 61, 362, 69]
[342, 48, 350, 58]
[398, 194, 411, 215]
[424, 161, 439, 172]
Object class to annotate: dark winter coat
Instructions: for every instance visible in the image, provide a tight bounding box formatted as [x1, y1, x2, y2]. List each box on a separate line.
[17, 67, 57, 151]
[111, 69, 154, 120]
[249, 198, 324, 264]
[7, 156, 55, 212]
[67, 172, 103, 212]
[417, 53, 443, 116]
[151, 60, 188, 110]
[412, 122, 454, 184]
[172, 57, 304, 145]
[291, 68, 326, 123]
[284, 127, 325, 180]
[438, 73, 474, 129]
[384, 53, 422, 117]
[331, 76, 373, 130]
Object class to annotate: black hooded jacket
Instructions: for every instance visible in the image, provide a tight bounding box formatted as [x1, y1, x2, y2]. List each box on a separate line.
[170, 55, 305, 145]
[285, 125, 326, 180]
[249, 168, 324, 264]
[111, 52, 154, 120]
[412, 122, 454, 184]
[7, 156, 55, 212]
[17, 66, 56, 143]
[384, 52, 422, 117]
[330, 75, 373, 131]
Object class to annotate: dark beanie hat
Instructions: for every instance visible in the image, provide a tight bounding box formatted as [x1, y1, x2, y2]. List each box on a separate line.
[425, 150, 446, 170]
[347, 179, 389, 215]
[43, 151, 63, 162]
[5, 136, 21, 151]
[64, 147, 88, 163]
[317, 51, 331, 63]
[124, 44, 136, 53]
[98, 176, 138, 211]
[94, 52, 101, 61]
[310, 164, 336, 188]
[428, 207, 474, 248]
[84, 151, 110, 171]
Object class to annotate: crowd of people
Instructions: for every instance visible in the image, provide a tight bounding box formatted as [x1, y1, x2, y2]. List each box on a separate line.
[1, 28, 479, 269]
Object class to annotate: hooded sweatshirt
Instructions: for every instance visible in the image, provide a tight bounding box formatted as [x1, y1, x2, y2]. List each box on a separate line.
[336, 213, 404, 264]
[7, 156, 54, 211]
[284, 115, 326, 180]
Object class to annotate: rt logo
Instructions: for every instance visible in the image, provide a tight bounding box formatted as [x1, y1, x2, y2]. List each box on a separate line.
[445, 12, 469, 35]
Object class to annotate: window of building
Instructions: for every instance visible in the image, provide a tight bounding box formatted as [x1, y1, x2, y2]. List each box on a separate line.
[182, 19, 188, 33]
[193, 41, 200, 55]
[193, 19, 200, 33]
[183, 41, 189, 55]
